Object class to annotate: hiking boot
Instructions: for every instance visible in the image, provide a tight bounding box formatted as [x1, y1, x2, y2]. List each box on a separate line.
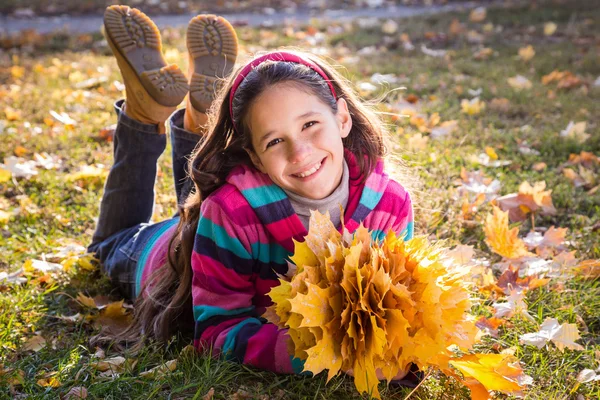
[184, 14, 238, 133]
[104, 5, 188, 132]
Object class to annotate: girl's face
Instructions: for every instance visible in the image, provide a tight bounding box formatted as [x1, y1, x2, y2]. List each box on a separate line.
[245, 83, 352, 200]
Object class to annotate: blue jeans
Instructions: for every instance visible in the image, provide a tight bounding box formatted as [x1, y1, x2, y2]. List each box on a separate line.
[87, 100, 201, 300]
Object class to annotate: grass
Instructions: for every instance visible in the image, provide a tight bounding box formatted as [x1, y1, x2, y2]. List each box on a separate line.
[1, 0, 599, 398]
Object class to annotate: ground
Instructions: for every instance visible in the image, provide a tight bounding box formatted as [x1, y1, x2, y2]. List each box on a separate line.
[0, 0, 599, 399]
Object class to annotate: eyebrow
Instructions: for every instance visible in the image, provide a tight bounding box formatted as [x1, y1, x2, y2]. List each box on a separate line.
[257, 111, 322, 147]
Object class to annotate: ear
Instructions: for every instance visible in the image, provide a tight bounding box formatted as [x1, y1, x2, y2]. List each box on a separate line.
[245, 147, 267, 174]
[335, 97, 352, 139]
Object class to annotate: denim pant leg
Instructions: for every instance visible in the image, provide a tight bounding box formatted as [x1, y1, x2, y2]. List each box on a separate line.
[170, 109, 202, 205]
[88, 99, 171, 299]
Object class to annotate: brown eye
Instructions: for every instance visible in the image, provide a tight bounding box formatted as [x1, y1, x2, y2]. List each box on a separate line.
[266, 138, 283, 149]
[303, 121, 317, 129]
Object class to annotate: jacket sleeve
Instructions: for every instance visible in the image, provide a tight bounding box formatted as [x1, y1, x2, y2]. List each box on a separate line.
[368, 182, 414, 242]
[191, 196, 302, 374]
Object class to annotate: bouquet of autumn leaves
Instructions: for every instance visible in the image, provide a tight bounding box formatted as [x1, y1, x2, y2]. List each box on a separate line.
[265, 211, 531, 399]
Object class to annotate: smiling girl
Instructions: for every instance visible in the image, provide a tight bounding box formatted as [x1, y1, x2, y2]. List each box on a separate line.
[90, 5, 417, 387]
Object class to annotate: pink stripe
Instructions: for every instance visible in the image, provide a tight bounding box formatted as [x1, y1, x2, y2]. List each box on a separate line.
[243, 324, 277, 370]
[274, 329, 295, 373]
[227, 165, 273, 190]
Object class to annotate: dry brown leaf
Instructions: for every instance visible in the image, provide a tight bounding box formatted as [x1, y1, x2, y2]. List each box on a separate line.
[202, 387, 215, 400]
[575, 259, 600, 280]
[63, 386, 88, 399]
[23, 335, 46, 352]
[139, 359, 177, 379]
[496, 181, 557, 222]
[91, 356, 127, 373]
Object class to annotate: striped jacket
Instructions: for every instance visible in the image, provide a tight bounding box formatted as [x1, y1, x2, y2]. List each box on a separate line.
[190, 149, 413, 374]
[136, 149, 413, 373]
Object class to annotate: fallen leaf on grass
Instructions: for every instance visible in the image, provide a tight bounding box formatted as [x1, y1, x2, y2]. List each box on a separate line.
[473, 47, 493, 60]
[63, 386, 88, 399]
[507, 75, 532, 90]
[560, 121, 589, 143]
[520, 318, 584, 351]
[139, 359, 177, 379]
[76, 293, 97, 308]
[430, 120, 458, 139]
[23, 335, 46, 352]
[457, 168, 501, 198]
[202, 388, 215, 400]
[518, 45, 535, 62]
[469, 7, 487, 23]
[93, 300, 133, 334]
[1, 156, 38, 179]
[484, 206, 532, 259]
[461, 98, 485, 115]
[4, 106, 22, 121]
[91, 356, 128, 373]
[575, 259, 600, 280]
[49, 110, 77, 127]
[544, 22, 557, 36]
[496, 181, 557, 222]
[489, 98, 511, 113]
[449, 353, 531, 399]
[37, 377, 61, 387]
[542, 70, 584, 89]
[475, 316, 505, 338]
[577, 368, 600, 383]
[23, 259, 63, 273]
[493, 290, 534, 321]
[496, 265, 550, 294]
[523, 227, 568, 257]
[66, 165, 108, 188]
[406, 133, 429, 151]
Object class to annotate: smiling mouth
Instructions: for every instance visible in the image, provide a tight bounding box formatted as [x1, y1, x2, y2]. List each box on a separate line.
[291, 157, 325, 178]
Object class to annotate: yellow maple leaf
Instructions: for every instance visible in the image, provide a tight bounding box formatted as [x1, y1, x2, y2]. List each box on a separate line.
[484, 206, 531, 259]
[76, 292, 97, 308]
[450, 353, 530, 396]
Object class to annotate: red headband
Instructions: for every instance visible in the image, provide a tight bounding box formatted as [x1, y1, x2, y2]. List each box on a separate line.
[228, 51, 337, 132]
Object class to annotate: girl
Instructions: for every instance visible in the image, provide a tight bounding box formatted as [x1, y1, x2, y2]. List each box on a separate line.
[90, 5, 418, 386]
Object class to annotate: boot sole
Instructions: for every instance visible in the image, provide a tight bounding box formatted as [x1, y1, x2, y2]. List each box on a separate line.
[104, 5, 188, 107]
[186, 14, 238, 112]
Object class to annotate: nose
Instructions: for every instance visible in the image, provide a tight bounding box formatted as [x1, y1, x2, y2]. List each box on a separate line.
[288, 140, 312, 164]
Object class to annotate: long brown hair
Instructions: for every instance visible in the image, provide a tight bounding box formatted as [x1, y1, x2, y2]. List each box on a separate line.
[109, 49, 393, 349]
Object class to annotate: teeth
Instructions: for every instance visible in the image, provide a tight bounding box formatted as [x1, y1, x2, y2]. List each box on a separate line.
[294, 161, 322, 178]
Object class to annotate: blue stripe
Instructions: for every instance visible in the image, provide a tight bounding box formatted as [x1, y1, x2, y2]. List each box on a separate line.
[251, 241, 291, 265]
[360, 186, 384, 210]
[222, 318, 262, 360]
[371, 229, 386, 242]
[135, 217, 180, 297]
[402, 221, 414, 241]
[241, 185, 287, 208]
[197, 217, 252, 259]
[193, 304, 255, 322]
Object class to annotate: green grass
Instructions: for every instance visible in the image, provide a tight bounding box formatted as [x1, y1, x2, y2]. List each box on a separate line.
[1, 1, 599, 398]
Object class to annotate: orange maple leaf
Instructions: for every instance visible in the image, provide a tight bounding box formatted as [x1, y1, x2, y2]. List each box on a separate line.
[484, 206, 532, 259]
